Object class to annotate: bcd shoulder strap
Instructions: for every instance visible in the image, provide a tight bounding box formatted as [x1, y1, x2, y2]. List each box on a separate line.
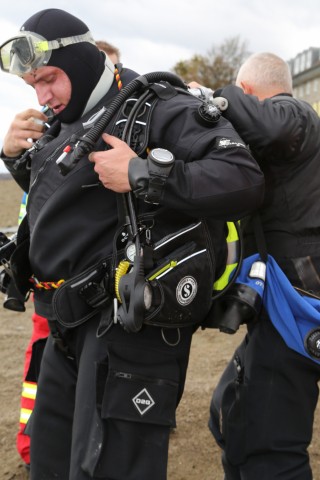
[110, 79, 181, 157]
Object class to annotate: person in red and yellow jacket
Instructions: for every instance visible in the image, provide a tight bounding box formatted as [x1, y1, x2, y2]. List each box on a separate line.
[16, 192, 50, 469]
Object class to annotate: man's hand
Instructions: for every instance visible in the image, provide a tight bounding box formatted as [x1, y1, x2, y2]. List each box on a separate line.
[188, 81, 204, 89]
[2, 108, 48, 158]
[88, 133, 136, 192]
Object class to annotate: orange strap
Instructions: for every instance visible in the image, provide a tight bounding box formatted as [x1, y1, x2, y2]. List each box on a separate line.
[30, 277, 65, 290]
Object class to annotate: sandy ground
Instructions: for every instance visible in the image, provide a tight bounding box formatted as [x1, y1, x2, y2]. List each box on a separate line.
[1, 176, 320, 480]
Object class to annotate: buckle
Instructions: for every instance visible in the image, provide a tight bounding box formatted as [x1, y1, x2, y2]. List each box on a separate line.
[79, 277, 111, 309]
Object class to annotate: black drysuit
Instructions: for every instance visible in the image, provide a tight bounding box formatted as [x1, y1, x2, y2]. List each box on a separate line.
[3, 73, 264, 480]
[209, 87, 320, 480]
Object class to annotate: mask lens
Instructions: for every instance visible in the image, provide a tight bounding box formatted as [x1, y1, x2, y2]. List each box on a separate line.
[0, 33, 49, 74]
[11, 37, 34, 66]
[0, 41, 13, 72]
[0, 36, 33, 73]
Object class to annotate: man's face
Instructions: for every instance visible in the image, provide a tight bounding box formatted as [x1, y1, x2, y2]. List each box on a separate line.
[23, 66, 72, 115]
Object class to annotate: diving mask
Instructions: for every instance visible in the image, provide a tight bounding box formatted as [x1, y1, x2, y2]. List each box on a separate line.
[0, 30, 95, 75]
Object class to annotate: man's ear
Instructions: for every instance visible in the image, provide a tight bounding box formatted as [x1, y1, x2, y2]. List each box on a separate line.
[239, 81, 254, 95]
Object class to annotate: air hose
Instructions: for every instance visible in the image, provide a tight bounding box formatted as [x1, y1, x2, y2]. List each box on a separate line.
[56, 72, 187, 175]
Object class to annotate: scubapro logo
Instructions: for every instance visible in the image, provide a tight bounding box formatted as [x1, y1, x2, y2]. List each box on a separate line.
[218, 138, 246, 149]
[176, 276, 197, 306]
[132, 388, 155, 416]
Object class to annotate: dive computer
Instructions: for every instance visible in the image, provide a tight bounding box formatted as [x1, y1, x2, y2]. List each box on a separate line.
[146, 148, 175, 204]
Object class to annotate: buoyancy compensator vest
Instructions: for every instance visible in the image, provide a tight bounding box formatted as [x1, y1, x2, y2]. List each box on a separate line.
[3, 71, 242, 332]
[52, 71, 242, 334]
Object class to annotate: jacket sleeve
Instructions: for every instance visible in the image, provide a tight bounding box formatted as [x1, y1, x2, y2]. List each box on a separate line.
[215, 85, 308, 163]
[146, 94, 265, 220]
[1, 151, 31, 193]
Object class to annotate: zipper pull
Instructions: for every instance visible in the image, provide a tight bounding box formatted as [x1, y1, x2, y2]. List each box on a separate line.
[115, 372, 132, 380]
[233, 354, 244, 383]
[146, 227, 152, 245]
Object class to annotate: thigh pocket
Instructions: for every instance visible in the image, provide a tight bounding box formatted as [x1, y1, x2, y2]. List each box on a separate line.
[101, 343, 180, 427]
[82, 342, 180, 476]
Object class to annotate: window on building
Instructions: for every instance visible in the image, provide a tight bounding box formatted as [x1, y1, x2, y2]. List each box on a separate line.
[306, 82, 311, 95]
[307, 49, 313, 69]
[294, 56, 300, 75]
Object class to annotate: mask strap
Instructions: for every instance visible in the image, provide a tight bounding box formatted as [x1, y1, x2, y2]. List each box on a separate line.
[40, 31, 95, 53]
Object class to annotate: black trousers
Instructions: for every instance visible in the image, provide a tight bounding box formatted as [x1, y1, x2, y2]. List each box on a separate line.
[209, 312, 320, 480]
[29, 314, 193, 480]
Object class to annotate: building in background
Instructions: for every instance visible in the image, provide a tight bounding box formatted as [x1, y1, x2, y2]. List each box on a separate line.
[288, 47, 320, 115]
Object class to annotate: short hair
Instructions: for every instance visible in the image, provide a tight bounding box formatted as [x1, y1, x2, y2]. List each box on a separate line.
[236, 52, 293, 95]
[95, 40, 120, 63]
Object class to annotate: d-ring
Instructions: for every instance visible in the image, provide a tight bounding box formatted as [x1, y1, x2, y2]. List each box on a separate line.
[161, 327, 181, 347]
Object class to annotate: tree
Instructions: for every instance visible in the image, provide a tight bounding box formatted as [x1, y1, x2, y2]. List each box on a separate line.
[172, 36, 250, 90]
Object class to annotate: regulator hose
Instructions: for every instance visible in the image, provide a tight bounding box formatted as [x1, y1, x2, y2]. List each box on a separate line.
[58, 72, 187, 174]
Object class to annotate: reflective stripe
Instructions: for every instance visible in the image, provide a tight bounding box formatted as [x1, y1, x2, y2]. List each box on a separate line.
[148, 260, 177, 281]
[213, 263, 238, 291]
[155, 249, 206, 280]
[213, 222, 240, 292]
[22, 381, 37, 400]
[18, 192, 28, 225]
[19, 407, 32, 425]
[226, 239, 240, 265]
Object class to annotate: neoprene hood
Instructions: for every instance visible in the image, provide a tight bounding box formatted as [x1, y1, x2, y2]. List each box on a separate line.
[21, 9, 105, 123]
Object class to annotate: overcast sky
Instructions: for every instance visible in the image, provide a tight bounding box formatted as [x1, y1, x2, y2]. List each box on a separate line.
[0, 0, 319, 173]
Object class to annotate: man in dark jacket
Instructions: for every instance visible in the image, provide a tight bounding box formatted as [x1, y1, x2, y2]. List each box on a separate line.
[0, 9, 264, 479]
[14, 38, 122, 472]
[209, 52, 320, 480]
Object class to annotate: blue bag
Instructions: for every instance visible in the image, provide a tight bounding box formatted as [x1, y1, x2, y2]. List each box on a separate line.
[242, 254, 320, 363]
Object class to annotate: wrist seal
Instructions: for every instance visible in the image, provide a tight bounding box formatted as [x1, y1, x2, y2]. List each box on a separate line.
[128, 148, 175, 204]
